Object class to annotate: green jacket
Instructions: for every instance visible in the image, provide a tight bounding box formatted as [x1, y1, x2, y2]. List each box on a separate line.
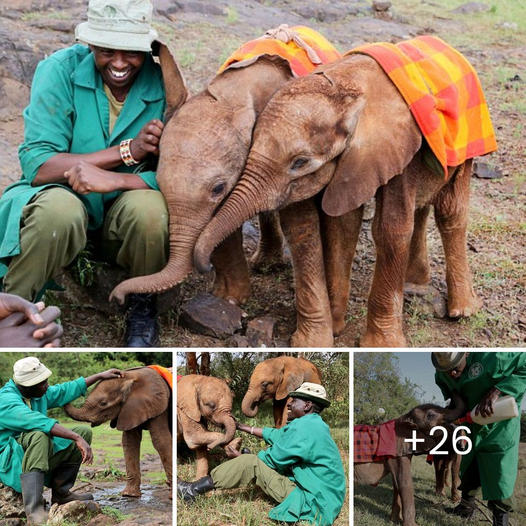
[258, 413, 346, 525]
[0, 44, 165, 277]
[435, 352, 526, 500]
[0, 377, 87, 492]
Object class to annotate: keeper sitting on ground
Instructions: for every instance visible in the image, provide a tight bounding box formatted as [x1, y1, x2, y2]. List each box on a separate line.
[0, 357, 123, 525]
[178, 382, 346, 526]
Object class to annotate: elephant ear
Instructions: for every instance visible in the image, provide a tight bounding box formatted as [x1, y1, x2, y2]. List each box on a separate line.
[321, 58, 422, 216]
[116, 368, 170, 431]
[176, 376, 201, 423]
[155, 41, 189, 120]
[276, 360, 305, 400]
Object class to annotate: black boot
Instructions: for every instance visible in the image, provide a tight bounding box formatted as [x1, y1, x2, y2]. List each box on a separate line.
[177, 476, 215, 502]
[20, 471, 48, 525]
[125, 293, 159, 347]
[492, 507, 509, 526]
[448, 495, 476, 518]
[51, 463, 94, 504]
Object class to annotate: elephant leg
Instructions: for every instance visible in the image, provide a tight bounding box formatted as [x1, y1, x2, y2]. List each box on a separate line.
[320, 206, 364, 336]
[121, 428, 143, 497]
[405, 205, 431, 286]
[250, 211, 286, 270]
[451, 454, 461, 502]
[272, 398, 287, 428]
[434, 160, 481, 318]
[211, 228, 251, 304]
[434, 458, 446, 496]
[389, 457, 417, 526]
[361, 175, 415, 347]
[279, 199, 333, 347]
[148, 413, 173, 488]
[194, 446, 209, 480]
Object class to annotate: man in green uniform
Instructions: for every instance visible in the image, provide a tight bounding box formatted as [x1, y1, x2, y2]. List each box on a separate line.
[432, 352, 526, 526]
[178, 382, 346, 526]
[0, 0, 172, 346]
[0, 357, 123, 524]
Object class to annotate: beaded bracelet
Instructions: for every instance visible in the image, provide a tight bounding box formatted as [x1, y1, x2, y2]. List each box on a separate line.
[120, 138, 139, 166]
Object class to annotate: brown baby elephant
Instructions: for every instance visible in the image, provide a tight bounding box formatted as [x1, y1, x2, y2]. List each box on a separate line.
[242, 356, 322, 427]
[354, 393, 466, 526]
[177, 375, 237, 479]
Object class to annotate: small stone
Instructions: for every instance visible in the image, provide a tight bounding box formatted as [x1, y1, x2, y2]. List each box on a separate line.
[451, 2, 489, 14]
[180, 293, 243, 337]
[432, 295, 448, 319]
[48, 500, 101, 525]
[473, 161, 503, 179]
[246, 316, 277, 347]
[372, 1, 392, 12]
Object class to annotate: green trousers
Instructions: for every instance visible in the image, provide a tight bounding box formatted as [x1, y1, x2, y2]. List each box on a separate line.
[460, 457, 513, 513]
[3, 187, 169, 300]
[210, 454, 296, 504]
[17, 426, 92, 474]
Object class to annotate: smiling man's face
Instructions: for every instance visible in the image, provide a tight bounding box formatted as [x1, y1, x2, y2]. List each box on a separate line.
[91, 46, 146, 97]
[286, 397, 311, 422]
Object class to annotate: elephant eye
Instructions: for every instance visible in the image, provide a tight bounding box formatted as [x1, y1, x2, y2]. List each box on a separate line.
[206, 401, 216, 410]
[99, 400, 107, 407]
[211, 182, 226, 197]
[291, 157, 309, 170]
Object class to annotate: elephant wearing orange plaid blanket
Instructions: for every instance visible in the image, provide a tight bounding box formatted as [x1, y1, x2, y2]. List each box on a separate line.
[195, 36, 496, 347]
[354, 393, 466, 526]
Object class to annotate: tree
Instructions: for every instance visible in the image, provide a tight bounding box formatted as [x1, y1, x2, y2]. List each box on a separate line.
[354, 353, 420, 425]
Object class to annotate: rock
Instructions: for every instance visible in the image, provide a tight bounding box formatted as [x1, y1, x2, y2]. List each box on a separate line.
[0, 78, 30, 122]
[47, 500, 101, 525]
[87, 514, 116, 526]
[227, 334, 250, 347]
[246, 316, 276, 347]
[473, 161, 503, 179]
[404, 283, 447, 318]
[180, 292, 243, 337]
[160, 1, 224, 16]
[372, 1, 392, 12]
[57, 265, 181, 315]
[0, 484, 24, 519]
[451, 2, 489, 14]
[0, 520, 24, 526]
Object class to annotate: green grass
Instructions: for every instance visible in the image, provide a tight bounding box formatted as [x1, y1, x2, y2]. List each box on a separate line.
[355, 453, 526, 525]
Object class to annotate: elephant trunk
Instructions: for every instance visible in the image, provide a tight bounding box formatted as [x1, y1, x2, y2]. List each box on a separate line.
[110, 211, 209, 304]
[444, 391, 467, 422]
[63, 402, 93, 423]
[194, 154, 279, 274]
[208, 412, 236, 450]
[241, 390, 260, 418]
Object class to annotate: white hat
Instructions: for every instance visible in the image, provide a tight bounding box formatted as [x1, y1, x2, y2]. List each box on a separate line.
[431, 352, 467, 372]
[75, 0, 158, 53]
[13, 357, 52, 387]
[289, 382, 330, 407]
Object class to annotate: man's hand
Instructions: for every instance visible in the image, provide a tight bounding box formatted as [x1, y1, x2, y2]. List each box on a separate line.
[0, 294, 62, 347]
[75, 435, 93, 465]
[98, 369, 124, 381]
[64, 161, 124, 194]
[130, 119, 164, 160]
[475, 386, 502, 418]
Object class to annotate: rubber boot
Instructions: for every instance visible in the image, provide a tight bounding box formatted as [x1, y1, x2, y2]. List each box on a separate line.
[51, 463, 93, 504]
[20, 471, 48, 525]
[449, 495, 476, 518]
[125, 293, 159, 347]
[492, 508, 509, 526]
[177, 476, 215, 502]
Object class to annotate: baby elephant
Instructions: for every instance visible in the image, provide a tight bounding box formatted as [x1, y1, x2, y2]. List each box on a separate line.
[354, 393, 466, 526]
[177, 375, 237, 479]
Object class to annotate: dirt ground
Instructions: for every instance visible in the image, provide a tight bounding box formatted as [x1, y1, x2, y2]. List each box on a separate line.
[0, 0, 524, 347]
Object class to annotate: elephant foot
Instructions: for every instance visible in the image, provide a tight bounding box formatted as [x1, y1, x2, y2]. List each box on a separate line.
[447, 290, 482, 318]
[360, 329, 407, 348]
[290, 323, 333, 347]
[212, 278, 251, 305]
[332, 315, 346, 337]
[122, 486, 141, 498]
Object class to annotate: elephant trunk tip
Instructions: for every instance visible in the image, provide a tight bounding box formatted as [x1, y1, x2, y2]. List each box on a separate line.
[193, 241, 214, 274]
[109, 286, 126, 305]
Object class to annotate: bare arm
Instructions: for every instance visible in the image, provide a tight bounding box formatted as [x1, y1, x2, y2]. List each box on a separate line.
[50, 423, 93, 464]
[84, 369, 124, 387]
[236, 422, 264, 438]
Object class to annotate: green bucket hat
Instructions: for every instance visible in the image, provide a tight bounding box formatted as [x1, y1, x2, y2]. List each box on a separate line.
[75, 0, 158, 52]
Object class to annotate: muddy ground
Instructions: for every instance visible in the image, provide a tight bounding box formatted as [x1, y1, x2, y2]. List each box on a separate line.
[0, 0, 524, 347]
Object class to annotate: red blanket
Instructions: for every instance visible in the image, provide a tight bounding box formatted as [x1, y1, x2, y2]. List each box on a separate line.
[354, 420, 397, 463]
[147, 365, 173, 390]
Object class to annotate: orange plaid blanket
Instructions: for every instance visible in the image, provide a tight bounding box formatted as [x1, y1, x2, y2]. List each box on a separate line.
[148, 365, 173, 390]
[218, 25, 341, 77]
[348, 36, 497, 177]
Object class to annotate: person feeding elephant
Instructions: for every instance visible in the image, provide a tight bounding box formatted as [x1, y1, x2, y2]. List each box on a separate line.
[178, 382, 346, 526]
[0, 356, 123, 525]
[0, 0, 187, 347]
[432, 352, 526, 526]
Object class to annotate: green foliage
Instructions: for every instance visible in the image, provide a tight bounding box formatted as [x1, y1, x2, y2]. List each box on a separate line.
[225, 5, 239, 23]
[102, 507, 130, 521]
[354, 353, 420, 424]
[69, 242, 104, 287]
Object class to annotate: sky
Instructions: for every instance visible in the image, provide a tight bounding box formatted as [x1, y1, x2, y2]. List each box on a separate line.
[392, 351, 526, 412]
